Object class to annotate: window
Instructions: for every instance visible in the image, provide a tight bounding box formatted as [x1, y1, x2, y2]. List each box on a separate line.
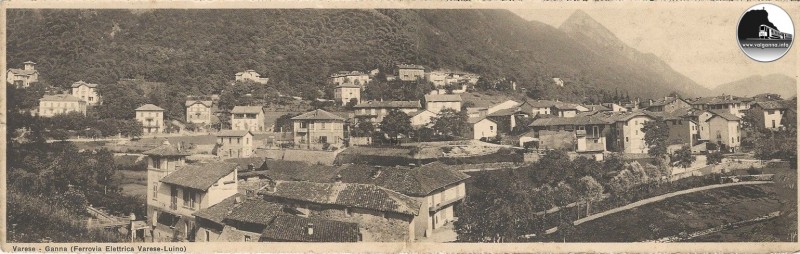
[183, 189, 196, 209]
[625, 137, 629, 142]
[244, 235, 251, 242]
[152, 183, 158, 200]
[490, 126, 494, 131]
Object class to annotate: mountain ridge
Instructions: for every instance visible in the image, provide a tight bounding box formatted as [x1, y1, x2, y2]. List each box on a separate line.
[711, 74, 797, 98]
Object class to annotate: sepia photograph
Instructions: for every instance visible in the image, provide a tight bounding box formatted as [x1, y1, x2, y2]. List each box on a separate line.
[2, 1, 798, 251]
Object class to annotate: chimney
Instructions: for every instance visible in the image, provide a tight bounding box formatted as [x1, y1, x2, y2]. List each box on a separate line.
[306, 223, 314, 235]
[23, 61, 35, 71]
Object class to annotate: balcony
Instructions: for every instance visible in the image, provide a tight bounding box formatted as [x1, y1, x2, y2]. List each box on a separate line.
[296, 127, 308, 133]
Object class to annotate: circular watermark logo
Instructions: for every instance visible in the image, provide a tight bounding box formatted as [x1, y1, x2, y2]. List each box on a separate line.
[737, 3, 794, 62]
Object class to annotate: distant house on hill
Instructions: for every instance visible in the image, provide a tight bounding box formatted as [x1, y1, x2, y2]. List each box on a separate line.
[354, 100, 421, 123]
[38, 94, 87, 117]
[7, 61, 38, 88]
[468, 117, 497, 140]
[235, 70, 269, 84]
[424, 94, 462, 113]
[70, 81, 101, 106]
[186, 100, 214, 128]
[334, 84, 361, 106]
[231, 106, 265, 132]
[215, 130, 255, 158]
[396, 64, 425, 81]
[291, 109, 346, 149]
[552, 78, 565, 87]
[329, 71, 371, 88]
[135, 104, 166, 134]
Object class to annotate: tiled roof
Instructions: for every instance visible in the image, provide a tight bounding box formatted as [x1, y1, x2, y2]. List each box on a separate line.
[185, 100, 213, 107]
[259, 181, 420, 216]
[397, 64, 425, 70]
[553, 101, 580, 110]
[425, 94, 462, 102]
[160, 162, 237, 191]
[338, 162, 470, 197]
[584, 104, 611, 112]
[223, 198, 285, 225]
[193, 194, 243, 224]
[290, 109, 345, 121]
[522, 100, 559, 108]
[353, 100, 421, 109]
[40, 94, 83, 102]
[231, 106, 264, 114]
[216, 130, 252, 137]
[468, 116, 495, 124]
[530, 115, 611, 127]
[646, 97, 684, 107]
[255, 162, 339, 183]
[136, 104, 164, 111]
[261, 215, 359, 242]
[707, 109, 741, 121]
[687, 96, 749, 105]
[70, 81, 98, 88]
[593, 111, 653, 122]
[753, 101, 788, 110]
[142, 141, 192, 156]
[8, 68, 37, 76]
[225, 157, 267, 172]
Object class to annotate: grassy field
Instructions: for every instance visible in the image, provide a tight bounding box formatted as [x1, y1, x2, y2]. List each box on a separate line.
[113, 170, 147, 197]
[565, 183, 791, 242]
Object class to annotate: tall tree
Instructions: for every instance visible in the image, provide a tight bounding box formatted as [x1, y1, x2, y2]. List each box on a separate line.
[430, 108, 469, 138]
[379, 109, 412, 143]
[641, 119, 669, 158]
[670, 145, 695, 168]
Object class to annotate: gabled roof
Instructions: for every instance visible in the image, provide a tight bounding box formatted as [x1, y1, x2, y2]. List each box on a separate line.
[40, 94, 83, 102]
[594, 111, 654, 122]
[707, 109, 741, 121]
[160, 162, 238, 191]
[8, 68, 37, 76]
[71, 80, 98, 88]
[185, 100, 213, 107]
[259, 181, 420, 216]
[261, 215, 359, 242]
[408, 110, 436, 118]
[193, 194, 244, 224]
[224, 157, 267, 172]
[687, 96, 750, 105]
[753, 101, 788, 110]
[338, 162, 471, 197]
[136, 104, 164, 111]
[290, 109, 345, 121]
[216, 130, 253, 137]
[425, 94, 462, 102]
[353, 100, 421, 109]
[142, 141, 192, 156]
[646, 97, 686, 108]
[552, 101, 580, 110]
[231, 106, 264, 114]
[468, 116, 495, 124]
[223, 198, 285, 225]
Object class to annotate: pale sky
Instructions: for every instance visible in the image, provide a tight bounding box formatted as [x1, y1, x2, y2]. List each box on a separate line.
[511, 3, 798, 89]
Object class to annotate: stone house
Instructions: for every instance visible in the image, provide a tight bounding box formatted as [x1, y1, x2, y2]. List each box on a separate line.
[6, 61, 38, 88]
[706, 110, 742, 152]
[230, 106, 265, 132]
[186, 100, 214, 127]
[396, 64, 425, 81]
[750, 101, 788, 129]
[424, 94, 462, 113]
[136, 104, 166, 134]
[468, 117, 497, 140]
[234, 70, 269, 84]
[334, 84, 361, 106]
[70, 81, 101, 106]
[215, 130, 255, 158]
[38, 94, 87, 117]
[291, 109, 346, 148]
[353, 100, 421, 123]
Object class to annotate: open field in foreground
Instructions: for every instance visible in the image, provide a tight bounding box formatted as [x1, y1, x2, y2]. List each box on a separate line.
[566, 183, 794, 242]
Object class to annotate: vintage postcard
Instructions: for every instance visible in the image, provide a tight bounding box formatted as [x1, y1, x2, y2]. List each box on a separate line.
[1, 0, 799, 253]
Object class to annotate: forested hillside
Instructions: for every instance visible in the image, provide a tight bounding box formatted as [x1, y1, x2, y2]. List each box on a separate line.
[7, 9, 704, 104]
